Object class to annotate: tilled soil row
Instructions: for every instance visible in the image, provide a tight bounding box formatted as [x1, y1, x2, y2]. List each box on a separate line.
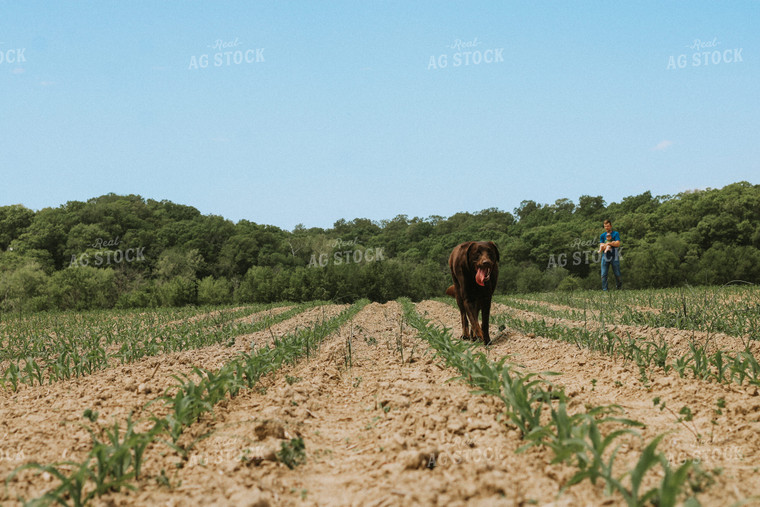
[0, 305, 297, 387]
[0, 304, 345, 505]
[167, 303, 296, 326]
[89, 300, 636, 507]
[417, 300, 760, 506]
[166, 305, 258, 325]
[506, 296, 666, 317]
[233, 305, 295, 324]
[4, 300, 760, 506]
[494, 299, 760, 358]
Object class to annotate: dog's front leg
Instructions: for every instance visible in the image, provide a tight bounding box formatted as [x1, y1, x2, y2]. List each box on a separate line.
[481, 298, 492, 345]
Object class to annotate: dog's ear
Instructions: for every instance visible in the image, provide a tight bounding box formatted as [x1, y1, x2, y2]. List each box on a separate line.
[465, 242, 478, 263]
[487, 241, 500, 262]
[462, 241, 478, 271]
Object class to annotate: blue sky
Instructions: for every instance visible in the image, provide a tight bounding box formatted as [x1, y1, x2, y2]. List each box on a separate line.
[1, 1, 758, 230]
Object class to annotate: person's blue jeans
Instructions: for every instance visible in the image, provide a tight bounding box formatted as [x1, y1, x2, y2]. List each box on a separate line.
[601, 257, 622, 291]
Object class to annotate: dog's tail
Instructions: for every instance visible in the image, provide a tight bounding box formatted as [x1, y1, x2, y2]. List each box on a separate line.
[445, 285, 456, 298]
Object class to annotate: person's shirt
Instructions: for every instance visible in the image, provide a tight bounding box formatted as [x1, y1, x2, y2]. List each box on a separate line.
[599, 230, 621, 261]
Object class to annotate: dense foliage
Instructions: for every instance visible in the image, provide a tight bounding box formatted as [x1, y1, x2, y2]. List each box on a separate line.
[1, 181, 758, 311]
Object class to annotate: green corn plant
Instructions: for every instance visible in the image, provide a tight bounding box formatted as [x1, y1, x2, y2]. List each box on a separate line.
[276, 437, 306, 469]
[600, 433, 697, 507]
[651, 340, 671, 372]
[686, 342, 710, 380]
[52, 349, 73, 382]
[452, 350, 502, 395]
[710, 350, 729, 384]
[498, 365, 555, 439]
[729, 353, 750, 385]
[734, 351, 760, 386]
[22, 357, 44, 386]
[674, 354, 691, 378]
[560, 413, 641, 494]
[402, 298, 709, 506]
[8, 411, 157, 506]
[3, 362, 20, 391]
[235, 347, 275, 388]
[655, 455, 698, 506]
[71, 347, 85, 377]
[539, 396, 583, 460]
[344, 333, 353, 369]
[87, 416, 145, 495]
[203, 365, 243, 402]
[153, 371, 213, 445]
[7, 460, 94, 507]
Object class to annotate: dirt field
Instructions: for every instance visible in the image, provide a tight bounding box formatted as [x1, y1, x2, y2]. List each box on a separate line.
[1, 299, 759, 506]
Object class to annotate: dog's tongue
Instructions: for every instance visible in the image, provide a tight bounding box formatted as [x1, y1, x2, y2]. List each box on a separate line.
[476, 268, 489, 286]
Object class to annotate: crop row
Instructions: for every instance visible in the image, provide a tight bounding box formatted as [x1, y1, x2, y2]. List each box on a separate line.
[8, 300, 369, 506]
[504, 285, 760, 338]
[523, 285, 757, 312]
[0, 304, 230, 351]
[0, 303, 316, 391]
[0, 304, 285, 362]
[401, 299, 711, 506]
[491, 307, 760, 389]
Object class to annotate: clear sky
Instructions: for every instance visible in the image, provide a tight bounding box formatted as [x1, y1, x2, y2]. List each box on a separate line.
[1, 1, 758, 230]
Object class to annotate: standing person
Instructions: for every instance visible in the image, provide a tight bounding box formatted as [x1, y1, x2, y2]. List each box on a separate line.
[598, 219, 622, 291]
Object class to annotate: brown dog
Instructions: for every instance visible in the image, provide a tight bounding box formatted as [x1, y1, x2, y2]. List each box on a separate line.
[446, 241, 500, 345]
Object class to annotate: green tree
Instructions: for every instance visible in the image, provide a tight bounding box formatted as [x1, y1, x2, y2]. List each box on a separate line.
[156, 248, 203, 281]
[0, 204, 34, 250]
[0, 258, 50, 312]
[576, 195, 605, 218]
[48, 266, 117, 310]
[157, 276, 197, 307]
[197, 276, 233, 305]
[236, 266, 275, 303]
[516, 264, 545, 293]
[13, 207, 72, 269]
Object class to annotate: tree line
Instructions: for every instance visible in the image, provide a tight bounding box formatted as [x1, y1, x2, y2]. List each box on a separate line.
[1, 181, 758, 312]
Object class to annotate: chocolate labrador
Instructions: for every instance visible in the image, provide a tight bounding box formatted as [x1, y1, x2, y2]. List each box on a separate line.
[445, 241, 500, 345]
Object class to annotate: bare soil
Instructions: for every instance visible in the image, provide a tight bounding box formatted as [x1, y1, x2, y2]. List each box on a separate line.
[1, 300, 759, 506]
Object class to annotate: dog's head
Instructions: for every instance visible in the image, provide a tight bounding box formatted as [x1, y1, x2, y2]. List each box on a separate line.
[468, 241, 499, 286]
